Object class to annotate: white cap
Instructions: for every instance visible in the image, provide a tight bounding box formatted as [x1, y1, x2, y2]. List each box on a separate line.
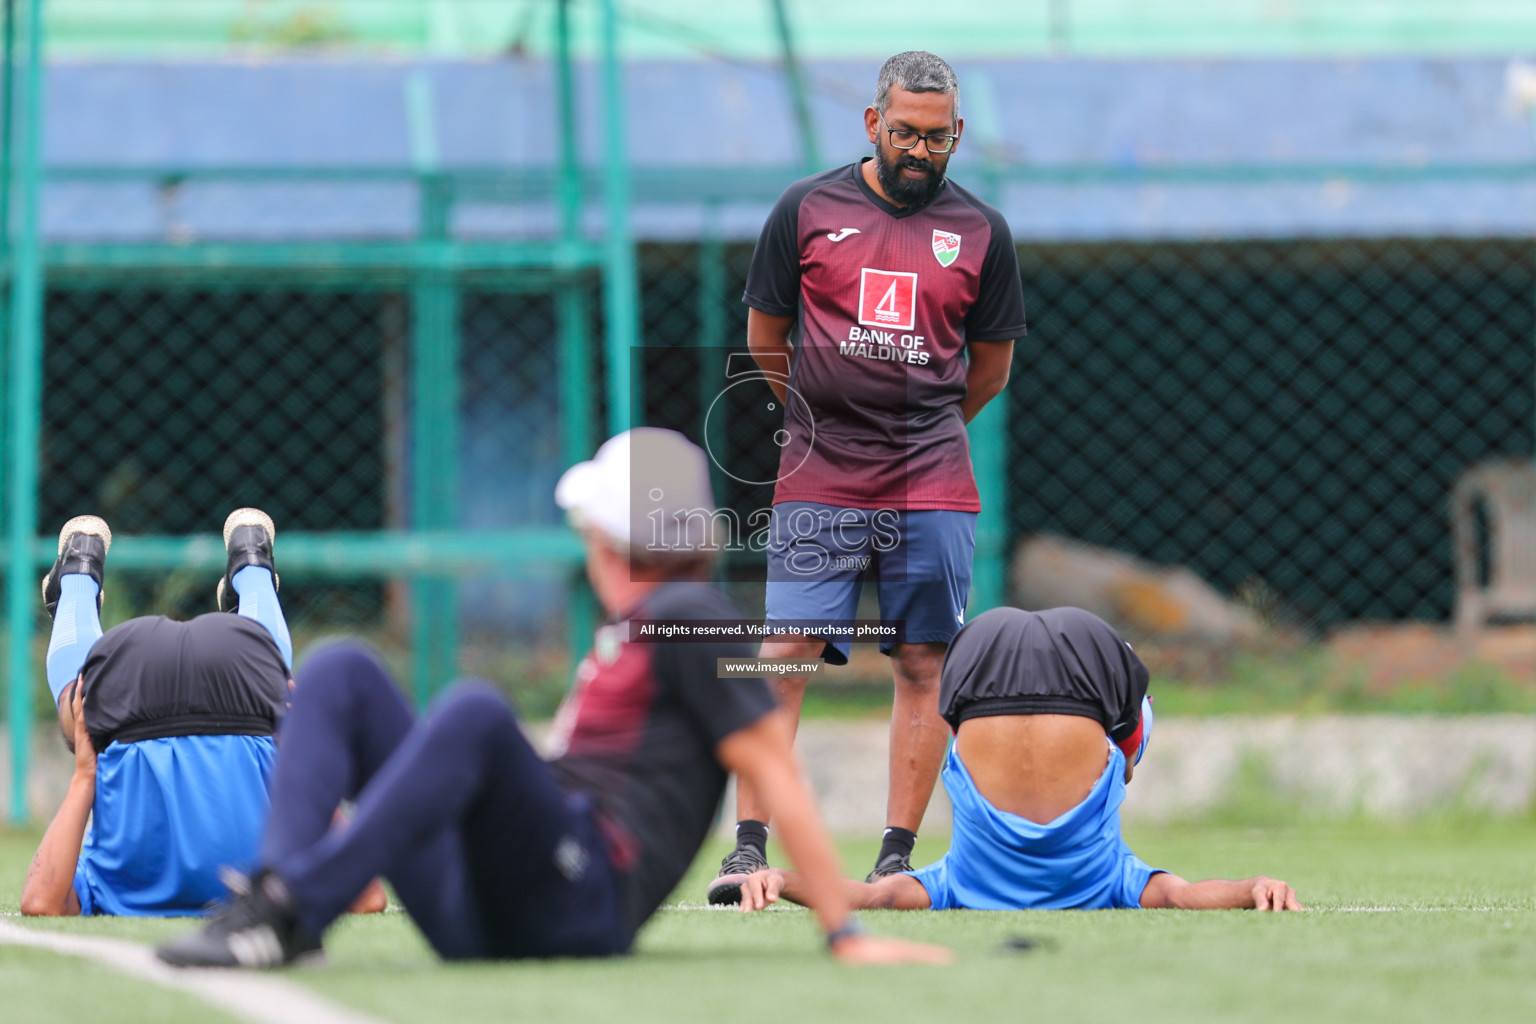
[555, 428, 718, 552]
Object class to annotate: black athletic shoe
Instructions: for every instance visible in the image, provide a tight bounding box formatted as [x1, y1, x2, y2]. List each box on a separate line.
[216, 508, 279, 612]
[156, 869, 321, 969]
[706, 846, 769, 906]
[40, 515, 112, 619]
[865, 851, 913, 883]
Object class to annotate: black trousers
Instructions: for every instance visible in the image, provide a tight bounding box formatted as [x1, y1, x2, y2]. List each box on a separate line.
[260, 642, 628, 959]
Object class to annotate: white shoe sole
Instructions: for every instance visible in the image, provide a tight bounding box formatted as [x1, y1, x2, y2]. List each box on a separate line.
[57, 514, 112, 554]
[222, 508, 276, 549]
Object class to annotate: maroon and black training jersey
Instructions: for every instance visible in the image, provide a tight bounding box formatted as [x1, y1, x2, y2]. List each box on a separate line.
[743, 159, 1027, 511]
[548, 582, 776, 935]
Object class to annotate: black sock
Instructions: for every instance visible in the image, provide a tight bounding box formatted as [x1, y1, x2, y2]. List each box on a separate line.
[878, 826, 917, 864]
[735, 819, 769, 859]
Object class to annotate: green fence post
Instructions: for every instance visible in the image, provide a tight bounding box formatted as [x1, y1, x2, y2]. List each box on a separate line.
[968, 387, 1009, 616]
[697, 219, 727, 505]
[769, 0, 819, 175]
[6, 0, 44, 825]
[559, 273, 598, 668]
[554, 0, 580, 246]
[0, 0, 15, 548]
[967, 164, 1011, 617]
[1530, 112, 1536, 463]
[409, 183, 461, 706]
[0, 0, 15, 410]
[407, 70, 460, 705]
[555, 0, 598, 669]
[599, 0, 639, 433]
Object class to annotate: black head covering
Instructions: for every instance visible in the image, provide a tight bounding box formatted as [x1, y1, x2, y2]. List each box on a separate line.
[938, 606, 1149, 741]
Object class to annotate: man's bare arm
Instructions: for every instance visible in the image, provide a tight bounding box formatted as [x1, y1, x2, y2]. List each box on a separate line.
[740, 867, 932, 912]
[747, 309, 795, 403]
[21, 685, 94, 916]
[716, 714, 950, 964]
[960, 340, 1013, 424]
[1140, 872, 1304, 911]
[715, 713, 856, 936]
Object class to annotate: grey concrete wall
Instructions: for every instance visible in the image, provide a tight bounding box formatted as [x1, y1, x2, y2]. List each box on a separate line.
[1122, 715, 1536, 822]
[6, 716, 1535, 830]
[0, 725, 75, 824]
[717, 715, 1536, 836]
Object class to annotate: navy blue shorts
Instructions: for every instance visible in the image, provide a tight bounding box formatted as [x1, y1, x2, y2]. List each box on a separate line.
[764, 501, 976, 665]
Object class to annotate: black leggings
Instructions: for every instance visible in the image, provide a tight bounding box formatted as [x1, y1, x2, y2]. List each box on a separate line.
[260, 642, 627, 959]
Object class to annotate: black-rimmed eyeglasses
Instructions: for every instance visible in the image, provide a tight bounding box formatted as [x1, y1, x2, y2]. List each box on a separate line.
[877, 111, 958, 154]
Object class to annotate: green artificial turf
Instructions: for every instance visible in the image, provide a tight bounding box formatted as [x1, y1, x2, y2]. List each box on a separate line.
[3, 822, 1535, 1024]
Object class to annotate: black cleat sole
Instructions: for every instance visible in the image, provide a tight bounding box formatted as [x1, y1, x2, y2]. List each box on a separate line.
[706, 875, 747, 906]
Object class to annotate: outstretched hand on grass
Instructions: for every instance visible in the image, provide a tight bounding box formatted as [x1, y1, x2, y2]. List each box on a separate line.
[737, 867, 785, 912]
[1249, 877, 1303, 912]
[1141, 871, 1305, 910]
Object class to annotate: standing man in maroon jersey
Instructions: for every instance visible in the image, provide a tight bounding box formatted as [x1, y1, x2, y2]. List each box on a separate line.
[709, 51, 1025, 902]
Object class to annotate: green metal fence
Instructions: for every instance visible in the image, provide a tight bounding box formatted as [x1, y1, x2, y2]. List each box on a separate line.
[4, 5, 1536, 826]
[1, 0, 639, 822]
[7, 172, 1536, 823]
[637, 233, 1534, 622]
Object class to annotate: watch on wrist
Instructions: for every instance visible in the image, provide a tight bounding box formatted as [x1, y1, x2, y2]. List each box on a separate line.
[824, 919, 864, 950]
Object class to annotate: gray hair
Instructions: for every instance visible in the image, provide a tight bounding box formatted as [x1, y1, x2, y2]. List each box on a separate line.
[873, 51, 960, 119]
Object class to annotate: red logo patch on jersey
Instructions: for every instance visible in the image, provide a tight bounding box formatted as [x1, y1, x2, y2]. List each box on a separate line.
[858, 269, 917, 332]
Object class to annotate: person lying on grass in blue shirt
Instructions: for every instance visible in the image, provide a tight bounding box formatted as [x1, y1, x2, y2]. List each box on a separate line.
[20, 509, 385, 918]
[731, 607, 1304, 915]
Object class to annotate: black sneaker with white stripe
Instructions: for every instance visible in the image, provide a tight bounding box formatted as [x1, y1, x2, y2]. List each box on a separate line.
[156, 870, 321, 969]
[215, 508, 279, 613]
[40, 515, 112, 619]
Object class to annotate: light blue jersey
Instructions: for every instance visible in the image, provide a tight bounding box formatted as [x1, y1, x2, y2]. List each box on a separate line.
[73, 735, 276, 916]
[908, 744, 1161, 911]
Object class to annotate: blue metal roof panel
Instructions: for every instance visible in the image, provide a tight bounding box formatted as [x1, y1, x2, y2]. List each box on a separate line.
[36, 57, 1536, 242]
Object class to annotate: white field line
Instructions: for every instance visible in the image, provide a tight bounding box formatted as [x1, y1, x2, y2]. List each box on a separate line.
[1328, 905, 1519, 913]
[665, 902, 737, 911]
[0, 921, 387, 1024]
[660, 903, 1529, 914]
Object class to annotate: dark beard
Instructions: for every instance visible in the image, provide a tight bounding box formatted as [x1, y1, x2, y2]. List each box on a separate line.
[874, 145, 945, 208]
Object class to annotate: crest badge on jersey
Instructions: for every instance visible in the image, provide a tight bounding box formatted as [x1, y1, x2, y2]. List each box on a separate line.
[931, 229, 961, 267]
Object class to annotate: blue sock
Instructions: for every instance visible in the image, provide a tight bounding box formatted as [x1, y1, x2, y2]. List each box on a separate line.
[233, 566, 293, 672]
[47, 574, 103, 703]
